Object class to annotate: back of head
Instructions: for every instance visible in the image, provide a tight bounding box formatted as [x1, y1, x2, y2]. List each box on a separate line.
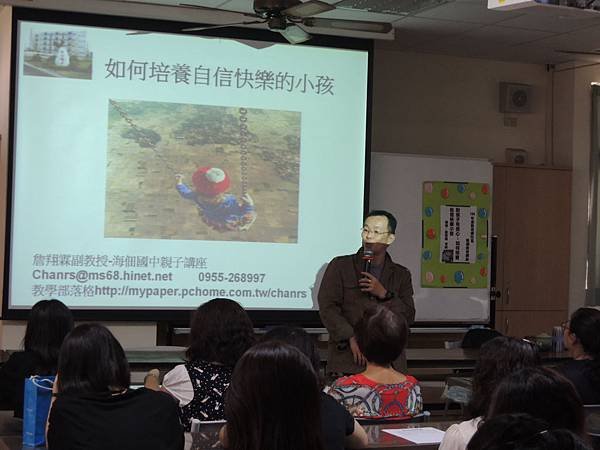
[225, 341, 324, 450]
[24, 299, 74, 372]
[467, 413, 548, 450]
[261, 326, 320, 373]
[487, 367, 584, 435]
[468, 337, 539, 418]
[468, 414, 592, 450]
[355, 304, 408, 366]
[186, 298, 254, 366]
[57, 323, 130, 395]
[569, 308, 600, 358]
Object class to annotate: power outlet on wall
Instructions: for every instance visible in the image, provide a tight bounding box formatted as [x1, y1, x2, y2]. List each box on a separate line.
[503, 116, 518, 127]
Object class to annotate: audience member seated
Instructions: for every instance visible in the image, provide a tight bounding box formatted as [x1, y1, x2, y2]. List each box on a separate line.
[326, 304, 422, 420]
[262, 326, 368, 450]
[220, 341, 325, 450]
[486, 367, 585, 436]
[0, 299, 73, 418]
[467, 413, 592, 450]
[145, 298, 254, 430]
[439, 337, 539, 450]
[46, 323, 183, 450]
[558, 307, 600, 404]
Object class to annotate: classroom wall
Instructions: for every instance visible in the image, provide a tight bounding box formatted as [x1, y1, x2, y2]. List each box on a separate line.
[553, 63, 600, 313]
[371, 49, 552, 165]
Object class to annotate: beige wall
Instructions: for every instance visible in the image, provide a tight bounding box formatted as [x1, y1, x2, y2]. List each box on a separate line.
[553, 63, 600, 313]
[371, 50, 551, 165]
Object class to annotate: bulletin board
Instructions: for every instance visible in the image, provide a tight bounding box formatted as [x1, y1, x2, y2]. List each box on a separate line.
[421, 181, 491, 288]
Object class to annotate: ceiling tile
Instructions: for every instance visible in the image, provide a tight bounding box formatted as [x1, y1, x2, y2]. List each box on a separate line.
[496, 9, 600, 32]
[525, 23, 600, 51]
[415, 1, 525, 24]
[380, 16, 481, 49]
[461, 24, 554, 44]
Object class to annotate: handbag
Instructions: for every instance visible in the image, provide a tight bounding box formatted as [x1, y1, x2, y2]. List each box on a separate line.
[22, 375, 55, 447]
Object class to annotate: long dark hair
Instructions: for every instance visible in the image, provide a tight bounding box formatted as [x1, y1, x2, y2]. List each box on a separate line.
[186, 298, 254, 366]
[468, 336, 539, 418]
[224, 342, 325, 450]
[487, 367, 585, 436]
[56, 323, 130, 395]
[468, 413, 592, 450]
[23, 299, 73, 372]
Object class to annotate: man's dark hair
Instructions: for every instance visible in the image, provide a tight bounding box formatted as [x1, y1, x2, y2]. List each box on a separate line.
[186, 298, 255, 366]
[468, 336, 539, 418]
[365, 210, 397, 234]
[24, 299, 74, 373]
[57, 323, 130, 395]
[355, 304, 408, 366]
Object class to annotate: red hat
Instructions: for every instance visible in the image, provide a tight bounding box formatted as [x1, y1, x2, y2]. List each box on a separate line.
[192, 167, 230, 197]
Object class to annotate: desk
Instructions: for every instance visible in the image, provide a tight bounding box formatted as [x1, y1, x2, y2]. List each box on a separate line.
[0, 414, 454, 450]
[183, 421, 455, 450]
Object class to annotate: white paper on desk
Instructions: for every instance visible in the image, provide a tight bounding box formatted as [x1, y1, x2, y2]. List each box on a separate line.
[382, 427, 445, 444]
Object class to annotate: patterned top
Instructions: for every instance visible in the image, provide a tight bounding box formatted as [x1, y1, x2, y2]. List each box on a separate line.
[327, 373, 422, 419]
[162, 360, 233, 431]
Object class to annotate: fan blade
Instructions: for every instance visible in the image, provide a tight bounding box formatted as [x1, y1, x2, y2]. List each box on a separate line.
[127, 31, 153, 35]
[179, 3, 260, 19]
[282, 0, 336, 17]
[182, 20, 266, 32]
[558, 50, 600, 56]
[278, 24, 312, 44]
[302, 17, 392, 33]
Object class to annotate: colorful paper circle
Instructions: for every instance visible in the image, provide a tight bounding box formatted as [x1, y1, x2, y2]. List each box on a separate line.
[457, 184, 466, 193]
[426, 228, 436, 239]
[425, 272, 435, 283]
[441, 188, 449, 199]
[424, 182, 433, 194]
[478, 208, 488, 219]
[454, 271, 464, 284]
[422, 250, 432, 260]
[424, 206, 433, 217]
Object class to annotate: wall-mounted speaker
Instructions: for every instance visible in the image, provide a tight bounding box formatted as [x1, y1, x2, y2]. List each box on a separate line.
[499, 82, 532, 113]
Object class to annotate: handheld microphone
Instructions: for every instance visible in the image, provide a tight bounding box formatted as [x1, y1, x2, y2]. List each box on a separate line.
[362, 249, 374, 274]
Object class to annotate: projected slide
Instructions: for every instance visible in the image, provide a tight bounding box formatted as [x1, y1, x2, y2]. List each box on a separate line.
[8, 20, 368, 311]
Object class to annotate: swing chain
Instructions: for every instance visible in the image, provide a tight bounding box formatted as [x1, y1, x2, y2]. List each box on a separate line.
[239, 107, 249, 197]
[110, 100, 176, 173]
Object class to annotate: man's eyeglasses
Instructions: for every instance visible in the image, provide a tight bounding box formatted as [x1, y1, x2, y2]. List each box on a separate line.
[361, 227, 390, 236]
[561, 321, 570, 331]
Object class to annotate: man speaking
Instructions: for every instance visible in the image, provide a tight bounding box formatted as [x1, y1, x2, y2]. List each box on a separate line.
[318, 210, 415, 375]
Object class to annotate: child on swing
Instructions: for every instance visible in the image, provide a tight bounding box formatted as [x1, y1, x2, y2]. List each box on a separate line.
[176, 166, 256, 232]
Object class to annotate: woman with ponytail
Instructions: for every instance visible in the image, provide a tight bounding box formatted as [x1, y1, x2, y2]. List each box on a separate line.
[559, 307, 600, 404]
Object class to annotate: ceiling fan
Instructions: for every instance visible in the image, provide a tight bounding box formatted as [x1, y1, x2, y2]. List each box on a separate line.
[178, 0, 393, 44]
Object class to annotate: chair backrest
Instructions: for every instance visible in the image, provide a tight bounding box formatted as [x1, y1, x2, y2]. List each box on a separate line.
[356, 411, 430, 426]
[584, 405, 600, 437]
[461, 328, 502, 349]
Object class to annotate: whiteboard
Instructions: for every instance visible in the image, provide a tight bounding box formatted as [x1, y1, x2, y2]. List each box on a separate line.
[370, 153, 492, 323]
